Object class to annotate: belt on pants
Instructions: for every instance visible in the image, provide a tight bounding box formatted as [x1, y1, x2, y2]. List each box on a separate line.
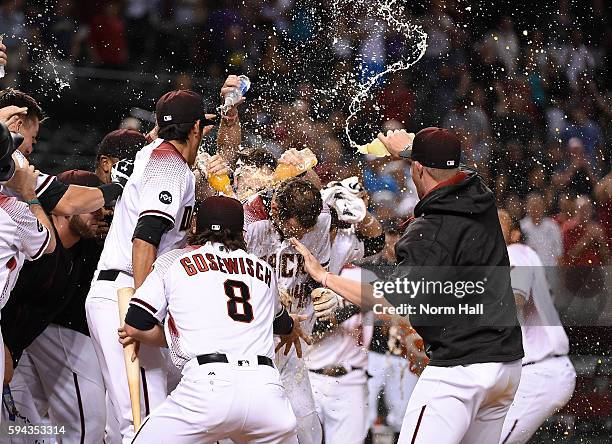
[97, 269, 130, 281]
[309, 365, 363, 377]
[522, 354, 566, 367]
[196, 353, 274, 368]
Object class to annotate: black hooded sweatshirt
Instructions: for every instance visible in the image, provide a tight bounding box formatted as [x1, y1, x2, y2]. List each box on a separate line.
[386, 170, 524, 366]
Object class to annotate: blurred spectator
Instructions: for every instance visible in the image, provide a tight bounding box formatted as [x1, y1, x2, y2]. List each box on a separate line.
[520, 193, 563, 266]
[89, 2, 129, 67]
[594, 168, 612, 251]
[562, 105, 604, 166]
[552, 138, 598, 196]
[561, 196, 609, 267]
[377, 72, 415, 126]
[482, 17, 520, 75]
[554, 30, 596, 87]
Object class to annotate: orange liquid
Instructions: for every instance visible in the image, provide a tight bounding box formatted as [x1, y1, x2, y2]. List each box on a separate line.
[208, 174, 233, 195]
[273, 158, 317, 182]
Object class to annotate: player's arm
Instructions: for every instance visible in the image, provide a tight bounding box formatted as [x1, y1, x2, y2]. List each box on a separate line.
[121, 268, 169, 348]
[131, 215, 172, 288]
[217, 75, 243, 168]
[5, 162, 56, 255]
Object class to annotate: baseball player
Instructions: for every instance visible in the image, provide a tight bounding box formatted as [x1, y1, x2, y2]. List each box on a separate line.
[498, 210, 576, 444]
[119, 196, 302, 443]
[365, 222, 422, 439]
[244, 177, 329, 444]
[0, 123, 56, 411]
[0, 89, 134, 217]
[292, 128, 524, 443]
[305, 177, 384, 443]
[1, 171, 110, 443]
[86, 90, 215, 442]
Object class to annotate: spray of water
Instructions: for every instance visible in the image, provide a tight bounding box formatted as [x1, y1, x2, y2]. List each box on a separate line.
[327, 0, 428, 149]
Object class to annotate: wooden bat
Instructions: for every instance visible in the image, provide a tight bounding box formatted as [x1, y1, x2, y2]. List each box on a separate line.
[117, 287, 141, 431]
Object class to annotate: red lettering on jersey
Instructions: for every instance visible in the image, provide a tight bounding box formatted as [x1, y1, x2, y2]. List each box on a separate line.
[266, 254, 276, 270]
[238, 257, 246, 274]
[7, 257, 16, 271]
[264, 266, 271, 287]
[255, 261, 264, 281]
[205, 253, 219, 271]
[245, 258, 254, 277]
[192, 254, 209, 272]
[180, 257, 196, 276]
[222, 257, 239, 274]
[281, 253, 296, 278]
[216, 256, 227, 273]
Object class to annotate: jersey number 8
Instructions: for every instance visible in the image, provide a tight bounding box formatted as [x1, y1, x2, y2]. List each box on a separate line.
[224, 280, 254, 323]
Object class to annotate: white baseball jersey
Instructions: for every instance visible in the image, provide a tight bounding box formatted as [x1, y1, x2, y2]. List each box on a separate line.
[507, 243, 569, 364]
[0, 194, 51, 311]
[130, 242, 280, 370]
[97, 138, 195, 278]
[306, 265, 373, 385]
[245, 208, 331, 334]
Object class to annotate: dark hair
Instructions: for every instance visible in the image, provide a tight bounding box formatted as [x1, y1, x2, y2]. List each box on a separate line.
[188, 227, 246, 252]
[275, 177, 322, 229]
[329, 207, 350, 231]
[158, 122, 199, 143]
[237, 147, 277, 169]
[0, 88, 44, 123]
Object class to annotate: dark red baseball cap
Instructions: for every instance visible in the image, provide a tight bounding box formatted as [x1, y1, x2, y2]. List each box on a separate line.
[156, 90, 207, 128]
[97, 129, 146, 160]
[399, 127, 461, 169]
[57, 169, 102, 187]
[196, 196, 244, 233]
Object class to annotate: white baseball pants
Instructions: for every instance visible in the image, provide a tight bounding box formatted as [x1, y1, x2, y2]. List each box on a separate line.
[275, 341, 322, 444]
[499, 356, 575, 444]
[86, 277, 167, 444]
[309, 371, 368, 444]
[367, 351, 419, 432]
[132, 361, 298, 443]
[398, 360, 522, 444]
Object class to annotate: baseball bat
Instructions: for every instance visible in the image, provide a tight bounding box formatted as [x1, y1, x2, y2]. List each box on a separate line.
[117, 287, 142, 431]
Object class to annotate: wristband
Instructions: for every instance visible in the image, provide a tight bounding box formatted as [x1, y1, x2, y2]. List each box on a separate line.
[25, 198, 40, 206]
[323, 271, 331, 287]
[99, 183, 123, 207]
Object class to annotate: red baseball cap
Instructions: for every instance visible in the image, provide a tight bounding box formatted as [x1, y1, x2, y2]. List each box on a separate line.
[400, 127, 461, 169]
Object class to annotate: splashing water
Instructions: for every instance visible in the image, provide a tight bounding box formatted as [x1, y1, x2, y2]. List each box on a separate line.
[327, 0, 428, 149]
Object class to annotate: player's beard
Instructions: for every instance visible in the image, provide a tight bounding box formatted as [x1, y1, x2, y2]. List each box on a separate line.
[69, 215, 97, 239]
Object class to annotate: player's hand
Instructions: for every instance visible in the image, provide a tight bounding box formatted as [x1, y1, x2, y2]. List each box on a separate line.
[3, 157, 38, 200]
[0, 106, 28, 127]
[275, 314, 312, 358]
[220, 75, 244, 117]
[111, 159, 135, 189]
[145, 125, 158, 143]
[377, 129, 415, 159]
[4, 345, 14, 385]
[289, 238, 327, 284]
[0, 40, 7, 67]
[117, 327, 140, 362]
[206, 154, 230, 178]
[311, 288, 339, 321]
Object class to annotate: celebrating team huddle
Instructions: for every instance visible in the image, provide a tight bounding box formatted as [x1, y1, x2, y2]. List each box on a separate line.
[0, 65, 577, 443]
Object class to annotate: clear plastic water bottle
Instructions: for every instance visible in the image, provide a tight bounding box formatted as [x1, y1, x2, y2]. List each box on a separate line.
[218, 75, 250, 114]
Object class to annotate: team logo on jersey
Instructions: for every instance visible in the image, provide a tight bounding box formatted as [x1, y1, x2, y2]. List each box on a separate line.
[159, 191, 173, 204]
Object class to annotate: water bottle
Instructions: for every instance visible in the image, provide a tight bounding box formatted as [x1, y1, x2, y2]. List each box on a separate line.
[218, 75, 250, 114]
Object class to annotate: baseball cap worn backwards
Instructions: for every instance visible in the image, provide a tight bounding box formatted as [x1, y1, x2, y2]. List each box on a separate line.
[400, 127, 461, 169]
[156, 90, 206, 128]
[196, 196, 244, 233]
